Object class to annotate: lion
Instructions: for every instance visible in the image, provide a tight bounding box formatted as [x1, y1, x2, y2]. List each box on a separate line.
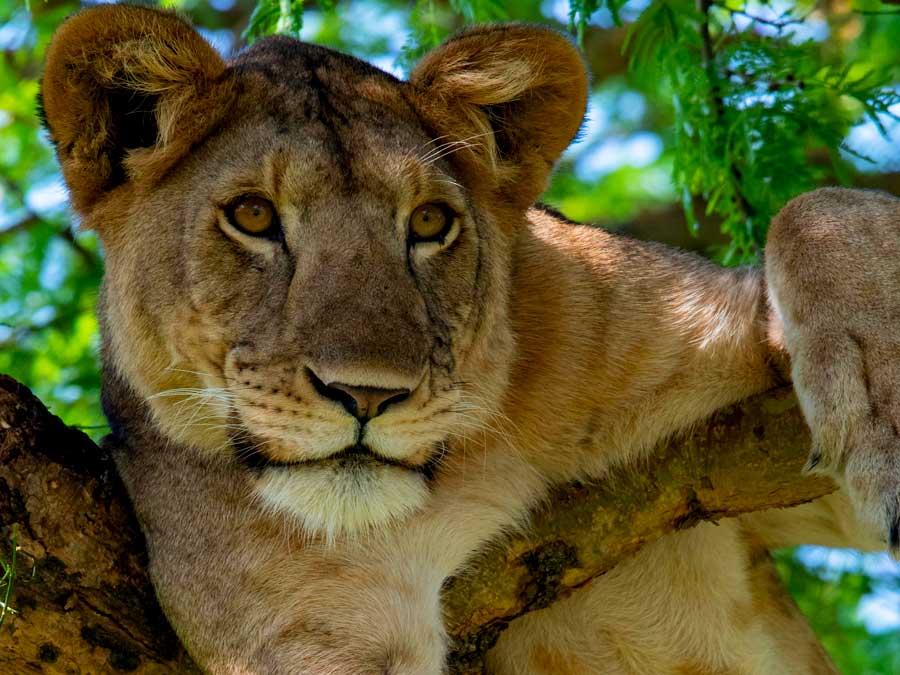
[39, 5, 898, 674]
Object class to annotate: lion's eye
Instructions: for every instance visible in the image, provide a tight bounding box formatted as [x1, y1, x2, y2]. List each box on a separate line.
[409, 203, 454, 243]
[226, 196, 278, 237]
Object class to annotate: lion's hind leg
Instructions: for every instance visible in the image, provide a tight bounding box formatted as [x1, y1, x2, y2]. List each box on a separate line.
[485, 521, 837, 675]
[767, 187, 900, 557]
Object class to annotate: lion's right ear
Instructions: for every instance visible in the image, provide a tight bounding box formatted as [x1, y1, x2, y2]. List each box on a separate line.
[40, 5, 235, 213]
[409, 25, 588, 213]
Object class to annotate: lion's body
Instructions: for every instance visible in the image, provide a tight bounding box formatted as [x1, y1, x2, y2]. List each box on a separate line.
[103, 204, 872, 675]
[41, 6, 897, 674]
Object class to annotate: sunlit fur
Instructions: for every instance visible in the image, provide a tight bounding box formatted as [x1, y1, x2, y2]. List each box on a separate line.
[41, 6, 898, 674]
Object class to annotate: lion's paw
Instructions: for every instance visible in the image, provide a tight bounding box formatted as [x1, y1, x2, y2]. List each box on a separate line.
[790, 332, 900, 558]
[766, 187, 900, 558]
[804, 436, 900, 559]
[843, 441, 900, 557]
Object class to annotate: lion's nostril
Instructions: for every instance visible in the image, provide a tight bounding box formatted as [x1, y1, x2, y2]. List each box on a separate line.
[373, 388, 412, 415]
[306, 368, 410, 420]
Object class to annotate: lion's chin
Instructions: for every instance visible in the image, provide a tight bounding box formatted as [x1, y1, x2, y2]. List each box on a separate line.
[255, 462, 429, 542]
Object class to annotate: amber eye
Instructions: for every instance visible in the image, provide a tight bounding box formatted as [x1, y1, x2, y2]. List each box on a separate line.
[226, 195, 278, 237]
[409, 203, 454, 243]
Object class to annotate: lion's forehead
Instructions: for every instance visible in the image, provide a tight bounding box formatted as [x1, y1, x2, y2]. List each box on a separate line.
[197, 45, 442, 205]
[231, 34, 400, 84]
[228, 36, 423, 148]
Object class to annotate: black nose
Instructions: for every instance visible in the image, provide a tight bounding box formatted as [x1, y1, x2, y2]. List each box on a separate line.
[307, 369, 410, 420]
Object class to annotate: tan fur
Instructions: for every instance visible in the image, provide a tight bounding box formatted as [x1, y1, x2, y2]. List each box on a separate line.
[766, 188, 900, 551]
[40, 6, 897, 674]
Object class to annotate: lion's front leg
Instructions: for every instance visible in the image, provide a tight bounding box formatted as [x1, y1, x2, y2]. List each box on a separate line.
[241, 564, 449, 675]
[150, 521, 450, 675]
[766, 187, 900, 556]
[114, 440, 451, 675]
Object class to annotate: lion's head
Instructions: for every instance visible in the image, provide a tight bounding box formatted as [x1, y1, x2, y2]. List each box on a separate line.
[40, 5, 587, 540]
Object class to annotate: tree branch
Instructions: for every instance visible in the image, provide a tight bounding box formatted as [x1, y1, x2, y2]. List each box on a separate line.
[0, 176, 100, 271]
[58, 227, 101, 273]
[0, 376, 198, 673]
[712, 1, 810, 29]
[443, 387, 831, 671]
[0, 214, 42, 239]
[0, 375, 829, 674]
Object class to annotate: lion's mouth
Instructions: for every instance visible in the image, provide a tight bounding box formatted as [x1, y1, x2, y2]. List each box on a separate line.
[235, 442, 438, 480]
[232, 433, 441, 537]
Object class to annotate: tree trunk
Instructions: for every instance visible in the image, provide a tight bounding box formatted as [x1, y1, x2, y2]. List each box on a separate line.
[0, 374, 832, 674]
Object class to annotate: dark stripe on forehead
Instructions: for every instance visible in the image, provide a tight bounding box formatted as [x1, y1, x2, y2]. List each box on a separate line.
[230, 37, 409, 189]
[230, 35, 400, 84]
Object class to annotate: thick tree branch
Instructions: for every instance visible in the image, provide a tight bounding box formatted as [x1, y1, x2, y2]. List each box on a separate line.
[0, 376, 198, 674]
[443, 387, 832, 671]
[0, 375, 830, 674]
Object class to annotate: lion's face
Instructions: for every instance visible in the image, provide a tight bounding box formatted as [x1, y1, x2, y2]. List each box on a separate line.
[132, 41, 505, 538]
[41, 7, 587, 539]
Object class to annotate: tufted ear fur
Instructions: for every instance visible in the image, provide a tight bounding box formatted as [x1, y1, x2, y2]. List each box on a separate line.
[409, 24, 588, 211]
[40, 5, 236, 213]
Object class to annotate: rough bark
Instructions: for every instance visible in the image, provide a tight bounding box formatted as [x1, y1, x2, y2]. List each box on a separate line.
[0, 375, 199, 674]
[442, 387, 834, 672]
[0, 374, 832, 674]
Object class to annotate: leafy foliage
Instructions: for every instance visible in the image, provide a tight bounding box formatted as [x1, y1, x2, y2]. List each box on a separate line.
[569, 0, 629, 40]
[626, 0, 899, 262]
[0, 0, 104, 432]
[243, 0, 308, 42]
[776, 548, 900, 674]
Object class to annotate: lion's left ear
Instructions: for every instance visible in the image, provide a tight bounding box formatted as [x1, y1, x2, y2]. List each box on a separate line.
[409, 24, 588, 210]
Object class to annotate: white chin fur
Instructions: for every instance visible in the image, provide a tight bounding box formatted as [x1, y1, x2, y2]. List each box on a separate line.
[256, 463, 429, 542]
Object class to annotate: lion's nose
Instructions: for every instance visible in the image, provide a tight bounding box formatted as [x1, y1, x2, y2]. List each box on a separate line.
[323, 383, 411, 420]
[307, 369, 410, 420]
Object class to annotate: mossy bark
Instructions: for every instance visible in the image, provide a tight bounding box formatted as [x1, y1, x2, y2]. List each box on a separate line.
[0, 375, 830, 674]
[442, 387, 833, 672]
